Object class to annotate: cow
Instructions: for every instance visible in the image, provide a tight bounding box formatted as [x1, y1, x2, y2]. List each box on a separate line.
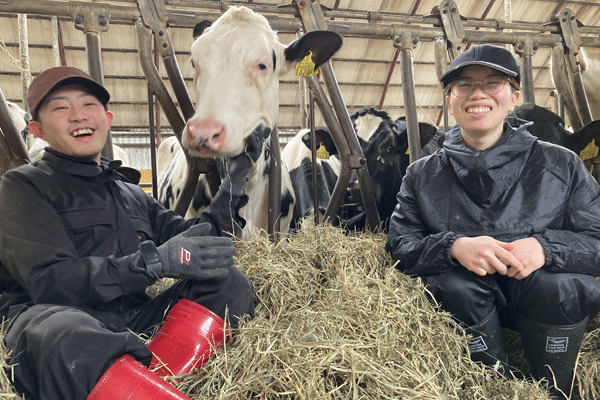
[281, 107, 442, 233]
[578, 47, 600, 120]
[4, 100, 29, 138]
[512, 102, 600, 157]
[156, 6, 342, 240]
[280, 127, 341, 230]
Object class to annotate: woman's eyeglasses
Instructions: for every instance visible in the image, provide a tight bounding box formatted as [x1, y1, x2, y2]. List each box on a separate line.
[449, 76, 511, 98]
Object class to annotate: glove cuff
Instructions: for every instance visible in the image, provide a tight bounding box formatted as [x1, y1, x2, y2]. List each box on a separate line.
[138, 240, 165, 280]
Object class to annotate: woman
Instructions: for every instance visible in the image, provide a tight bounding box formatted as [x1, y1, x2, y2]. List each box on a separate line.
[386, 44, 600, 399]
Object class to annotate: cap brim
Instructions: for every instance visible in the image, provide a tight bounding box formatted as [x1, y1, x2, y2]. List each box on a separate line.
[46, 76, 110, 105]
[440, 61, 519, 86]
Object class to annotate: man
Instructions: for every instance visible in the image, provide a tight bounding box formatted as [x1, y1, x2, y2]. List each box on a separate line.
[0, 66, 264, 399]
[386, 44, 600, 399]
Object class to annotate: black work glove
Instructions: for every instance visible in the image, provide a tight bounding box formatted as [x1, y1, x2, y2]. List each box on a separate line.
[219, 125, 271, 196]
[138, 223, 236, 281]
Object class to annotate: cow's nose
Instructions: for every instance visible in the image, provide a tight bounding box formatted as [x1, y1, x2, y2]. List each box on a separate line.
[185, 118, 226, 153]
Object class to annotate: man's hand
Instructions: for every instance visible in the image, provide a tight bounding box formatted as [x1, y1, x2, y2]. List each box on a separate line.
[140, 223, 236, 281]
[219, 125, 271, 196]
[450, 236, 524, 276]
[505, 237, 545, 279]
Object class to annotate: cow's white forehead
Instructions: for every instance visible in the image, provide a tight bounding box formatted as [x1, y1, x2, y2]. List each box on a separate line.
[191, 7, 283, 69]
[354, 114, 385, 141]
[209, 6, 274, 34]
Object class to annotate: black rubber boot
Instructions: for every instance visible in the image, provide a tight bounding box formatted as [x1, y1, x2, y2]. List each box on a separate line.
[464, 308, 510, 376]
[517, 314, 589, 400]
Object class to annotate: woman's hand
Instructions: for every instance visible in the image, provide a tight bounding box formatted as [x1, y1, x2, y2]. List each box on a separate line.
[505, 237, 545, 279]
[450, 236, 524, 276]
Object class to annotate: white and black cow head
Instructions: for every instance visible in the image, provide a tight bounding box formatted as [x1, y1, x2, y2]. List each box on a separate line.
[184, 6, 342, 158]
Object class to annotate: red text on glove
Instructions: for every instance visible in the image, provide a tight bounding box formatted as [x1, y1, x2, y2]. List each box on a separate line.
[179, 247, 191, 265]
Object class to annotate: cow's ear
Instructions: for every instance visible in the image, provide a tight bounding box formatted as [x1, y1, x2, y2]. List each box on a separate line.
[418, 123, 441, 148]
[193, 20, 212, 40]
[283, 30, 342, 72]
[301, 128, 338, 156]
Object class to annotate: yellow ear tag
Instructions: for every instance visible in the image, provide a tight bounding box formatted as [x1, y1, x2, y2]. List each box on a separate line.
[579, 140, 599, 161]
[405, 148, 410, 155]
[316, 143, 330, 159]
[294, 51, 319, 77]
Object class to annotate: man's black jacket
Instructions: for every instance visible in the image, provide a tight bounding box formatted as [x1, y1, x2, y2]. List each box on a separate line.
[0, 149, 246, 316]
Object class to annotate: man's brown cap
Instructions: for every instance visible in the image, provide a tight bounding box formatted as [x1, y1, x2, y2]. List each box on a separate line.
[27, 66, 110, 118]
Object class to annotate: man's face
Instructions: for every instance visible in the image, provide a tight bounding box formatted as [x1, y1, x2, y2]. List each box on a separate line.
[28, 85, 113, 164]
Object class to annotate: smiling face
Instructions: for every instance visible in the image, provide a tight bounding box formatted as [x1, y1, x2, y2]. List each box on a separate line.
[28, 85, 113, 164]
[446, 65, 520, 150]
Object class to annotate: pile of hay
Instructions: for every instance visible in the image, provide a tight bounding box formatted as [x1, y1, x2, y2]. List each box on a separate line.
[2, 224, 599, 399]
[174, 225, 555, 399]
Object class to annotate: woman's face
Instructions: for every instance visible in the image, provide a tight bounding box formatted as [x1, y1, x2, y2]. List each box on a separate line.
[446, 65, 520, 150]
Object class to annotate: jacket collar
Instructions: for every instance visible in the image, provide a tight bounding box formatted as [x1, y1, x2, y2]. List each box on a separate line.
[42, 148, 123, 178]
[443, 117, 537, 204]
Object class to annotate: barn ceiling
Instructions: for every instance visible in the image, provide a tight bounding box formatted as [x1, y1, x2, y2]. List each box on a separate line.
[1, 0, 600, 145]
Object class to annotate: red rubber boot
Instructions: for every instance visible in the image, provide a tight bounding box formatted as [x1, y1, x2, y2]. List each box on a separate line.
[148, 299, 228, 378]
[87, 355, 191, 400]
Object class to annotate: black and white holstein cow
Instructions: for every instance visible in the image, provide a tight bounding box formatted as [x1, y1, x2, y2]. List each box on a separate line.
[281, 107, 442, 232]
[512, 102, 600, 157]
[157, 6, 342, 240]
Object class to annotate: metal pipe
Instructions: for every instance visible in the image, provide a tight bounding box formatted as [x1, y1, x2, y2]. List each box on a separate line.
[551, 43, 583, 130]
[433, 37, 449, 132]
[304, 75, 351, 224]
[18, 14, 30, 112]
[147, 82, 158, 199]
[378, 49, 399, 109]
[4, 2, 600, 47]
[320, 61, 380, 231]
[309, 93, 319, 225]
[85, 30, 114, 159]
[267, 127, 282, 240]
[514, 36, 537, 104]
[297, 0, 379, 231]
[136, 18, 199, 216]
[567, 66, 593, 125]
[51, 16, 61, 66]
[135, 20, 185, 137]
[520, 54, 535, 104]
[395, 33, 422, 163]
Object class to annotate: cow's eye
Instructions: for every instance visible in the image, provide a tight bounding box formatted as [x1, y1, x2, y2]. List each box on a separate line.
[258, 63, 267, 70]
